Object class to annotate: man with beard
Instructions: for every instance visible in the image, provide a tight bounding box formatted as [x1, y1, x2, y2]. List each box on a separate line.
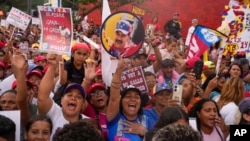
[109, 20, 142, 58]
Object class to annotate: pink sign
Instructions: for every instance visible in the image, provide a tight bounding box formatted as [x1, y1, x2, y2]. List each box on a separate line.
[121, 66, 148, 94]
[38, 6, 73, 55]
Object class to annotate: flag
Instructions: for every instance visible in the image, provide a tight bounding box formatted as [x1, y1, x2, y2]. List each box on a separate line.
[101, 0, 118, 87]
[187, 25, 227, 59]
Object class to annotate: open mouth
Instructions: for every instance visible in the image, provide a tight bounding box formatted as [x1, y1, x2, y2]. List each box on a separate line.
[128, 103, 136, 111]
[68, 103, 76, 110]
[208, 118, 216, 124]
[97, 98, 104, 104]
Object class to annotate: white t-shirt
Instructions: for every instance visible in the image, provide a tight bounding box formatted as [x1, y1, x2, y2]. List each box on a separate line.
[47, 101, 89, 139]
[219, 102, 241, 125]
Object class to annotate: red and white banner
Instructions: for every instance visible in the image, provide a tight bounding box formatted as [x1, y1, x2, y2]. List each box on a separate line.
[38, 6, 73, 55]
[6, 7, 31, 30]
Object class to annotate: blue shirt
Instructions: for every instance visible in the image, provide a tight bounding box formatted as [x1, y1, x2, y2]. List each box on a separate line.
[143, 108, 159, 127]
[107, 112, 154, 141]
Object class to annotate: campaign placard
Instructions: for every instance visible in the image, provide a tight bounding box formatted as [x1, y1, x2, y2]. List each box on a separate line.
[101, 11, 145, 58]
[121, 66, 148, 94]
[38, 6, 73, 55]
[0, 110, 21, 141]
[6, 7, 31, 31]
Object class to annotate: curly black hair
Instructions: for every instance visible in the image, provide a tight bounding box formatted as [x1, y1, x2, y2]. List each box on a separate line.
[53, 119, 105, 141]
[153, 124, 202, 141]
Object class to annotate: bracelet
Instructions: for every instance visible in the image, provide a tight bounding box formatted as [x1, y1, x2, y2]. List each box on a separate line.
[111, 83, 120, 89]
[112, 81, 121, 84]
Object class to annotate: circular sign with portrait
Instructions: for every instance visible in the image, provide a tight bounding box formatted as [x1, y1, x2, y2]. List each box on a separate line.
[101, 11, 145, 58]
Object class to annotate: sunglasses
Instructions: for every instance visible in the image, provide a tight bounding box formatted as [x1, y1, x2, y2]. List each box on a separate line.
[90, 90, 105, 97]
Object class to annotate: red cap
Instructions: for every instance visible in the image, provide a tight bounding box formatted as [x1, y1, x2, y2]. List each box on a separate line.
[34, 55, 46, 63]
[87, 83, 106, 96]
[12, 80, 33, 89]
[148, 54, 156, 61]
[95, 66, 102, 76]
[0, 61, 6, 70]
[26, 70, 43, 80]
[71, 43, 90, 53]
[186, 57, 201, 69]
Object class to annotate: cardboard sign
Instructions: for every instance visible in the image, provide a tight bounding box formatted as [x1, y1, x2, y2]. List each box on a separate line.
[101, 11, 145, 58]
[38, 6, 73, 55]
[6, 7, 31, 30]
[0, 19, 9, 27]
[121, 66, 148, 94]
[0, 110, 21, 141]
[32, 17, 41, 25]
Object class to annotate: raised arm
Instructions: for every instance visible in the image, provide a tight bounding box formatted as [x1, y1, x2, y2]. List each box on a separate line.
[81, 60, 97, 96]
[106, 57, 127, 121]
[59, 60, 68, 85]
[38, 53, 58, 114]
[10, 51, 30, 126]
[151, 39, 162, 73]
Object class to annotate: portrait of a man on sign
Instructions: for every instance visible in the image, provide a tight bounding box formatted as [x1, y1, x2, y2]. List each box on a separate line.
[101, 11, 145, 58]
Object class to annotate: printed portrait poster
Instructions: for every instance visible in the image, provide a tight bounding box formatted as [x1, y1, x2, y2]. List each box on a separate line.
[101, 11, 145, 58]
[6, 7, 31, 31]
[38, 6, 73, 55]
[121, 66, 148, 94]
[0, 110, 21, 141]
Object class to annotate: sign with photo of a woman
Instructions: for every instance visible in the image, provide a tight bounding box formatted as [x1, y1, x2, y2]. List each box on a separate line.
[101, 11, 145, 58]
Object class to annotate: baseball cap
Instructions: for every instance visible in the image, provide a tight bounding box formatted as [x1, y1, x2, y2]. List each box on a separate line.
[26, 70, 43, 80]
[28, 64, 44, 72]
[87, 83, 106, 96]
[203, 61, 215, 69]
[161, 58, 175, 67]
[121, 85, 142, 97]
[0, 61, 6, 70]
[115, 20, 132, 35]
[71, 43, 90, 53]
[95, 66, 102, 76]
[32, 43, 40, 48]
[148, 54, 156, 61]
[186, 57, 201, 69]
[12, 80, 33, 89]
[63, 83, 85, 98]
[153, 83, 172, 95]
[34, 55, 46, 63]
[239, 98, 250, 114]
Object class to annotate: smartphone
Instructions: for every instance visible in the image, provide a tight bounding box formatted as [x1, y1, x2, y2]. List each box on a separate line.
[172, 84, 183, 105]
[189, 117, 198, 131]
[193, 60, 204, 79]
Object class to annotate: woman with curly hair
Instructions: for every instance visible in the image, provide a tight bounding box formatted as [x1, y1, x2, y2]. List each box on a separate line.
[217, 77, 245, 125]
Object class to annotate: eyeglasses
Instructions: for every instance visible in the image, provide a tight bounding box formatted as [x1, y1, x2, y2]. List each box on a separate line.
[90, 90, 105, 97]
